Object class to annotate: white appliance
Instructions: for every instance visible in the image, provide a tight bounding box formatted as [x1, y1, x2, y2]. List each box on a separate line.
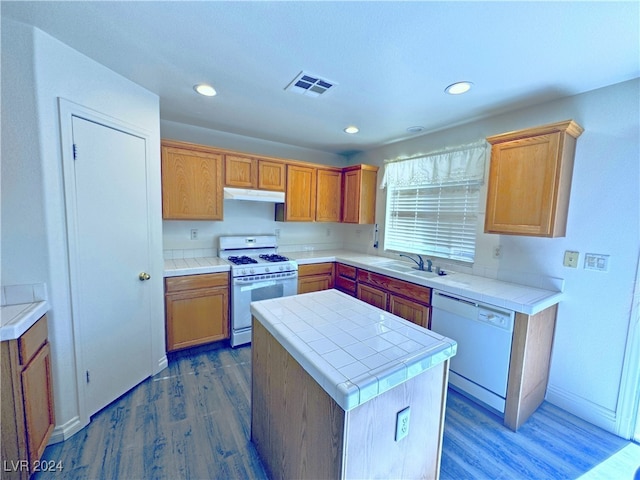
[219, 235, 298, 347]
[431, 290, 515, 413]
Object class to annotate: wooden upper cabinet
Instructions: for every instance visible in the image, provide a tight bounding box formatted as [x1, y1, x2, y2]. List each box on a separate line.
[278, 164, 317, 221]
[258, 160, 286, 191]
[342, 164, 379, 224]
[316, 168, 342, 222]
[225, 155, 286, 191]
[161, 141, 223, 220]
[225, 154, 256, 188]
[485, 120, 583, 237]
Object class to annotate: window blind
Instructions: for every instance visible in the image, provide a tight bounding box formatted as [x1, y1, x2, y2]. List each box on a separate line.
[384, 181, 481, 263]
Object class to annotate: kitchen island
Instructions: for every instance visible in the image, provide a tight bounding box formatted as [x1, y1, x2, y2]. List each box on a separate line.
[250, 289, 457, 480]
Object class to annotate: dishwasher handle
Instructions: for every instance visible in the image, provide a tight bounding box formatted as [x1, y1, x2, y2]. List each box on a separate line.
[434, 291, 478, 307]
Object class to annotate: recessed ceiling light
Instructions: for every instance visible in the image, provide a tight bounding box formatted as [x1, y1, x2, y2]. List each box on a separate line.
[406, 126, 425, 134]
[445, 81, 473, 95]
[194, 84, 217, 97]
[344, 126, 359, 134]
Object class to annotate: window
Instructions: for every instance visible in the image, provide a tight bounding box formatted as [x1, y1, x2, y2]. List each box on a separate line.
[381, 141, 487, 263]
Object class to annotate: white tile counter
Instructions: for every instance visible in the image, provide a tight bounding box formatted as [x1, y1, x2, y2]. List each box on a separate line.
[164, 257, 231, 277]
[0, 302, 49, 341]
[287, 249, 563, 315]
[250, 289, 457, 411]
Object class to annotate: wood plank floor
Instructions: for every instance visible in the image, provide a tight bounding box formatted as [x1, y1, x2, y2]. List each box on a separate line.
[35, 344, 637, 480]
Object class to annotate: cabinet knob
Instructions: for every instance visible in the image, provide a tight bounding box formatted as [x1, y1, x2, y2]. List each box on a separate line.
[139, 272, 151, 281]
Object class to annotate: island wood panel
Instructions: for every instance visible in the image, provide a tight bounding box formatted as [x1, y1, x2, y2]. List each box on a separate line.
[342, 360, 449, 480]
[504, 304, 558, 431]
[251, 319, 345, 480]
[251, 317, 450, 480]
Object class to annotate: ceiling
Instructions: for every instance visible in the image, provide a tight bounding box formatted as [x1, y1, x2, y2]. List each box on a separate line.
[2, 1, 639, 156]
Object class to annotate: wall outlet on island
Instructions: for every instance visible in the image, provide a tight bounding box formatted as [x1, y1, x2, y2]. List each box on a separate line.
[395, 406, 410, 442]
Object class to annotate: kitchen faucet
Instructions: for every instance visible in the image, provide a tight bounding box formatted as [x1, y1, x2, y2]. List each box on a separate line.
[399, 254, 433, 272]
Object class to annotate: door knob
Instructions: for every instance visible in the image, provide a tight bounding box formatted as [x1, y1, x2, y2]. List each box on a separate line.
[139, 272, 151, 281]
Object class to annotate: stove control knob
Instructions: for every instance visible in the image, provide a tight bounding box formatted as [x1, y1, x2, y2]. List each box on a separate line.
[250, 268, 255, 274]
[279, 265, 284, 271]
[265, 267, 270, 272]
[241, 269, 247, 275]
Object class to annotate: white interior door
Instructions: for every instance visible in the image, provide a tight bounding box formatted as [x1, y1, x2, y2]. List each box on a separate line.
[70, 115, 153, 417]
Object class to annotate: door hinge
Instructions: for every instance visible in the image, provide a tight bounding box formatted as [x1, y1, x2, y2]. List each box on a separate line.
[73, 143, 78, 160]
[86, 370, 90, 383]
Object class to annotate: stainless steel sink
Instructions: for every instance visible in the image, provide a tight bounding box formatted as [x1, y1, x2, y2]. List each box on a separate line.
[409, 269, 439, 279]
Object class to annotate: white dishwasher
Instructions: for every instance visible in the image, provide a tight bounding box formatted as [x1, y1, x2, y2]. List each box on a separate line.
[431, 290, 515, 414]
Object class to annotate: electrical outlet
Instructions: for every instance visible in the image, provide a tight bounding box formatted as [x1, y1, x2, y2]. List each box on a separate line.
[190, 229, 198, 241]
[395, 407, 410, 442]
[563, 250, 579, 268]
[493, 245, 502, 259]
[326, 228, 331, 237]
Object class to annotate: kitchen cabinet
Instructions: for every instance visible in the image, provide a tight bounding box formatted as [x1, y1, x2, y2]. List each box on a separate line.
[298, 263, 334, 294]
[334, 263, 357, 296]
[316, 168, 342, 222]
[165, 273, 229, 352]
[161, 140, 224, 220]
[342, 164, 379, 224]
[485, 120, 583, 237]
[275, 164, 317, 222]
[1, 315, 55, 480]
[225, 154, 286, 191]
[357, 269, 432, 328]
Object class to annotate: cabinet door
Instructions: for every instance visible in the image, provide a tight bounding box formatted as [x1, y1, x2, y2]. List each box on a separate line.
[357, 283, 388, 310]
[225, 154, 257, 188]
[165, 286, 229, 352]
[389, 294, 431, 329]
[342, 166, 378, 224]
[284, 165, 317, 221]
[298, 275, 333, 294]
[316, 169, 342, 222]
[21, 343, 55, 467]
[162, 145, 223, 220]
[258, 160, 286, 191]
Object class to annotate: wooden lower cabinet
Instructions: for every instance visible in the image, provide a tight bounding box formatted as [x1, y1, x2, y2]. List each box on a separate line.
[298, 263, 334, 294]
[335, 263, 357, 296]
[1, 315, 56, 480]
[389, 294, 430, 328]
[357, 269, 432, 328]
[165, 273, 230, 352]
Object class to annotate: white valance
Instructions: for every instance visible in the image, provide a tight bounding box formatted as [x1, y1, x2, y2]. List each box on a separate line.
[380, 140, 488, 188]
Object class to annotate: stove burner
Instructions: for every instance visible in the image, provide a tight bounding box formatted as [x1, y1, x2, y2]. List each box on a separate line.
[259, 254, 290, 263]
[227, 256, 258, 265]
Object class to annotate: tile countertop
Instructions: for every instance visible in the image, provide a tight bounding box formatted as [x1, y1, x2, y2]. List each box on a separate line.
[164, 257, 231, 277]
[0, 301, 49, 341]
[289, 250, 563, 315]
[250, 289, 457, 411]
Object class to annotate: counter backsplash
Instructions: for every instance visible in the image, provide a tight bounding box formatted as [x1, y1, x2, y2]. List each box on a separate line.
[1, 283, 48, 306]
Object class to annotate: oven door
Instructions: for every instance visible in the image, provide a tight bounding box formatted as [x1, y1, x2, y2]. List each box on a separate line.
[232, 275, 297, 330]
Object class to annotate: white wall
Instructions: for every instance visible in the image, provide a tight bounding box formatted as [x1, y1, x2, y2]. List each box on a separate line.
[1, 19, 164, 441]
[350, 78, 640, 433]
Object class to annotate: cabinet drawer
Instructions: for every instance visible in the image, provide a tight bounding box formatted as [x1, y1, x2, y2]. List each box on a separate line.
[19, 315, 48, 366]
[335, 276, 356, 296]
[358, 270, 431, 305]
[336, 263, 356, 280]
[165, 273, 229, 293]
[299, 263, 334, 277]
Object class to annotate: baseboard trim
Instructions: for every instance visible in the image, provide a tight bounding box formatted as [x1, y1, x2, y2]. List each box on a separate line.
[48, 415, 87, 445]
[546, 384, 617, 434]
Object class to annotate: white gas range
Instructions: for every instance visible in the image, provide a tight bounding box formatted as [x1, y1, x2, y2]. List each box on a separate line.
[219, 235, 298, 347]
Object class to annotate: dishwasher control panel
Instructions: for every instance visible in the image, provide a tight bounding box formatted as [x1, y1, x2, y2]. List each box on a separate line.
[477, 307, 514, 330]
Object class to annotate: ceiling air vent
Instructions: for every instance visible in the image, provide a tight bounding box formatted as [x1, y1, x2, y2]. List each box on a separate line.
[285, 71, 336, 97]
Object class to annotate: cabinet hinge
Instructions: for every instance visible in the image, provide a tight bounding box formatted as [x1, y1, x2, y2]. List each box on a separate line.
[73, 144, 78, 160]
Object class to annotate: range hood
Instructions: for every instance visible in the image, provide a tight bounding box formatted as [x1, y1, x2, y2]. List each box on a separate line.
[223, 187, 285, 203]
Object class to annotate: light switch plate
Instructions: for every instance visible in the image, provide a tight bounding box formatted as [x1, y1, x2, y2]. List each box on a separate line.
[585, 253, 609, 272]
[563, 250, 579, 268]
[395, 407, 410, 441]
